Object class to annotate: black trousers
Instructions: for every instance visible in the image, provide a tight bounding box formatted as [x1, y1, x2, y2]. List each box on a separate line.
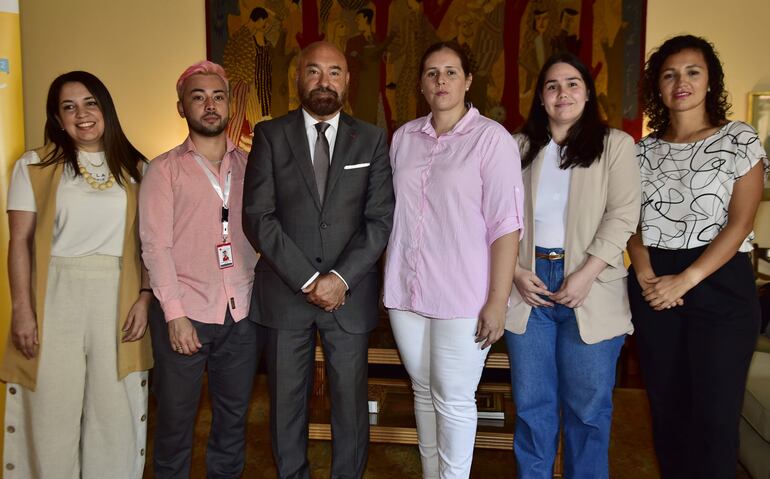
[149, 300, 264, 479]
[629, 247, 759, 479]
[264, 312, 370, 479]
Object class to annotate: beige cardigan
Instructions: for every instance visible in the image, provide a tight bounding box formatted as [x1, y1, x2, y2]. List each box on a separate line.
[0, 146, 153, 390]
[505, 129, 641, 344]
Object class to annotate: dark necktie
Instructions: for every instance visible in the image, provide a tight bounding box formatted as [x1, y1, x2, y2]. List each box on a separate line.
[314, 122, 330, 202]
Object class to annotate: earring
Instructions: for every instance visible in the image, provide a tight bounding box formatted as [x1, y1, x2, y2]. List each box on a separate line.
[707, 86, 711, 92]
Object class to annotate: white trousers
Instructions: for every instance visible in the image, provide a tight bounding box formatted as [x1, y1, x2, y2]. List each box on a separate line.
[389, 310, 490, 479]
[3, 256, 148, 479]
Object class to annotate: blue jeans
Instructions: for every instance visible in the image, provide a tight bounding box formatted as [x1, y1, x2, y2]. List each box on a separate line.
[505, 247, 625, 479]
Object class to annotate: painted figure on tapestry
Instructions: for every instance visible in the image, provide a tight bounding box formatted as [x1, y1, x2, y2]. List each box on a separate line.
[551, 7, 580, 56]
[207, 0, 647, 138]
[388, 0, 438, 127]
[223, 7, 260, 145]
[520, 7, 552, 95]
[345, 8, 394, 124]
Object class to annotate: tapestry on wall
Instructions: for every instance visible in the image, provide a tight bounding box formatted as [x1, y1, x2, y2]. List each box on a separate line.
[206, 0, 646, 148]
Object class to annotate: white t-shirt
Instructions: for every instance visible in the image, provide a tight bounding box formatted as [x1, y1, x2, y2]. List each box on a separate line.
[7, 150, 127, 257]
[534, 140, 571, 248]
[637, 121, 769, 252]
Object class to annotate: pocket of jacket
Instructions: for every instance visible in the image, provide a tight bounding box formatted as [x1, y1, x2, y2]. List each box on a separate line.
[343, 163, 370, 170]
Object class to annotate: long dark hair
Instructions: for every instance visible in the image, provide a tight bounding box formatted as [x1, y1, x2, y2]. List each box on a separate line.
[519, 52, 607, 169]
[640, 34, 730, 136]
[40, 71, 145, 185]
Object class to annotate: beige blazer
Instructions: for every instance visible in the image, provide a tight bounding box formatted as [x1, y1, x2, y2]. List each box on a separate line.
[505, 129, 641, 344]
[0, 146, 153, 390]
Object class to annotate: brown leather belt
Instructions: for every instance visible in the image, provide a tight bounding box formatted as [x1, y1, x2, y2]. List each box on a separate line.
[535, 251, 565, 260]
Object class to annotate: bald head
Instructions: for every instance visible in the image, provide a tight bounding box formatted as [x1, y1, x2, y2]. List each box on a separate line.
[296, 41, 350, 120]
[297, 41, 348, 73]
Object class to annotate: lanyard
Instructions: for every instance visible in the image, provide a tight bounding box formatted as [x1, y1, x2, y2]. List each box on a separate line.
[193, 154, 232, 239]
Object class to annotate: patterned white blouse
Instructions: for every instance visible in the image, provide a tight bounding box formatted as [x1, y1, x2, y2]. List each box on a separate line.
[637, 121, 768, 252]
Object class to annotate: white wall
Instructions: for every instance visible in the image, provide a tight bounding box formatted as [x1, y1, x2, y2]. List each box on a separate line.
[646, 0, 770, 123]
[19, 0, 207, 158]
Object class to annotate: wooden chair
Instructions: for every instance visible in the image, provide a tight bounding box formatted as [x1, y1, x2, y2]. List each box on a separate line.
[752, 243, 770, 282]
[753, 198, 770, 283]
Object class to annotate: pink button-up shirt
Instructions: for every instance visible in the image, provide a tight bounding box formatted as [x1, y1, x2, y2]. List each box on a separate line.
[140, 136, 258, 324]
[384, 107, 524, 319]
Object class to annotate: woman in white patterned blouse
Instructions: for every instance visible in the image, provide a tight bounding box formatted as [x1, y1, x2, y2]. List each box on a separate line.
[627, 34, 768, 479]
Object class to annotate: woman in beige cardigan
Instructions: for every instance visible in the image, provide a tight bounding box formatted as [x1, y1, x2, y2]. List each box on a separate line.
[1, 71, 152, 478]
[504, 53, 640, 478]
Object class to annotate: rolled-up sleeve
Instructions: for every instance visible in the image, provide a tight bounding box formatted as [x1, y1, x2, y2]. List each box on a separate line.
[480, 129, 525, 244]
[585, 131, 641, 265]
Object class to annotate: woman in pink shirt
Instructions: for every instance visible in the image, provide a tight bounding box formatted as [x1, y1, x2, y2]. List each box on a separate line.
[384, 41, 524, 479]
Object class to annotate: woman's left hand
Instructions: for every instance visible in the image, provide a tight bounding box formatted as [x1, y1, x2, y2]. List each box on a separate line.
[122, 294, 151, 342]
[476, 300, 507, 349]
[642, 273, 695, 311]
[551, 269, 596, 308]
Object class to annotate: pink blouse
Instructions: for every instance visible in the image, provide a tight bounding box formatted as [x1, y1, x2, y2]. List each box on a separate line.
[384, 107, 524, 319]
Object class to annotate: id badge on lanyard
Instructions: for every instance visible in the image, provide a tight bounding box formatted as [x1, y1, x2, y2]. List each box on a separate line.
[193, 155, 234, 269]
[217, 206, 234, 269]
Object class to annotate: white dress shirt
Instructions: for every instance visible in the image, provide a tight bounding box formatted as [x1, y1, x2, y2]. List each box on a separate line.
[302, 108, 340, 165]
[299, 108, 348, 290]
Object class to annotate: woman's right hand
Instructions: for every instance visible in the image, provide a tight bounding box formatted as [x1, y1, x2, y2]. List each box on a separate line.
[635, 268, 658, 291]
[12, 309, 38, 359]
[513, 267, 553, 307]
[635, 268, 684, 309]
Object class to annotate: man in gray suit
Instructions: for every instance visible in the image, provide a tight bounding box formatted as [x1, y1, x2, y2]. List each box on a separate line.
[242, 41, 394, 478]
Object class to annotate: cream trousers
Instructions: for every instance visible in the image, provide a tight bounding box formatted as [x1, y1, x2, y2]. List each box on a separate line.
[3, 256, 148, 478]
[389, 310, 490, 479]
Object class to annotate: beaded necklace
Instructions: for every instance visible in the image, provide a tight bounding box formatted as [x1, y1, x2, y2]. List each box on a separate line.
[78, 152, 114, 190]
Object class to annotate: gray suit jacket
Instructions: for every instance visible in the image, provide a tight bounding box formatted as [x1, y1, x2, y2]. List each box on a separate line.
[243, 109, 394, 334]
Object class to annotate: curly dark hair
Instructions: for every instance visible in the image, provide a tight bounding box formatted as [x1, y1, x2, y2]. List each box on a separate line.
[640, 34, 731, 136]
[519, 52, 607, 169]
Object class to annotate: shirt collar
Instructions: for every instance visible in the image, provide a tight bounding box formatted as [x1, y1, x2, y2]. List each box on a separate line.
[180, 135, 239, 157]
[409, 106, 480, 137]
[302, 108, 340, 134]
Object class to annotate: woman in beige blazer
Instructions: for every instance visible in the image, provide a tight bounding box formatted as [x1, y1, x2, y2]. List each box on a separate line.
[504, 53, 640, 478]
[1, 71, 152, 478]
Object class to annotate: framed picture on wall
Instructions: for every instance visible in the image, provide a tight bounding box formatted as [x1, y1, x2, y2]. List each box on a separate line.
[748, 91, 770, 193]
